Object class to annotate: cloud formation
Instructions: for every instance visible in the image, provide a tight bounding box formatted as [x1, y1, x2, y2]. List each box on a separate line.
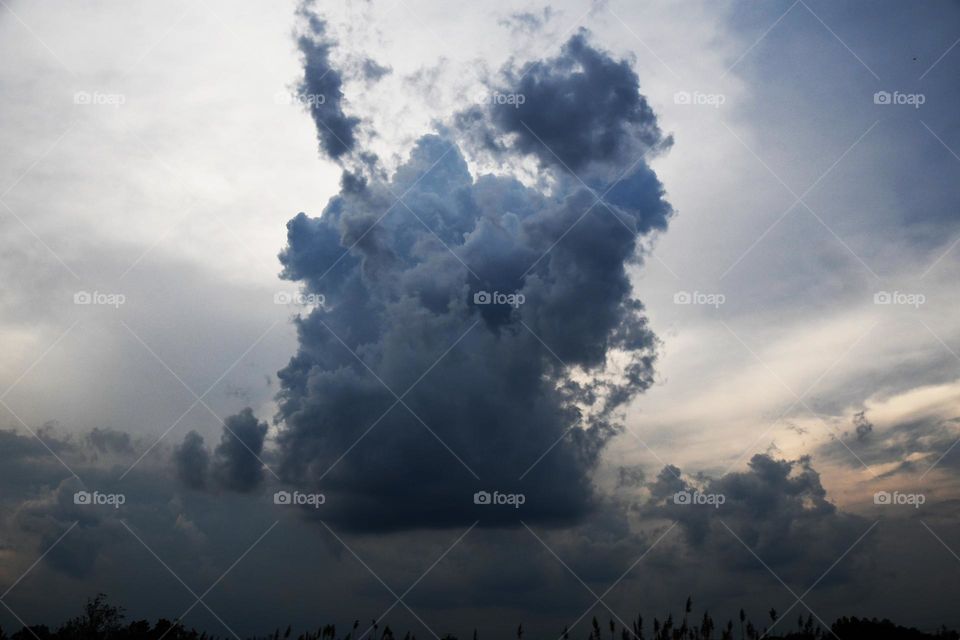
[644, 454, 874, 585]
[212, 408, 269, 492]
[174, 410, 268, 493]
[271, 22, 672, 531]
[460, 29, 669, 177]
[295, 4, 360, 160]
[174, 430, 210, 490]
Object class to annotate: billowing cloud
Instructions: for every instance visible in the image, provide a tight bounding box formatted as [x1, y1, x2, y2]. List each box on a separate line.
[0, 425, 944, 636]
[173, 430, 210, 490]
[211, 408, 268, 493]
[11, 478, 122, 579]
[173, 410, 268, 493]
[295, 3, 361, 160]
[458, 29, 670, 178]
[644, 454, 874, 585]
[272, 25, 672, 532]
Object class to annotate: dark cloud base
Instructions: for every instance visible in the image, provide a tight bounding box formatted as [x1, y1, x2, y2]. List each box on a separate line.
[1, 425, 958, 636]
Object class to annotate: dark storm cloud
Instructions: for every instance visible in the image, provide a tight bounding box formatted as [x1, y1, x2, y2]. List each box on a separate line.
[211, 408, 268, 493]
[173, 410, 268, 493]
[411, 455, 879, 628]
[295, 4, 360, 160]
[11, 478, 123, 579]
[174, 430, 209, 490]
[644, 454, 874, 585]
[0, 429, 180, 581]
[0, 426, 937, 636]
[458, 29, 670, 176]
[273, 31, 673, 532]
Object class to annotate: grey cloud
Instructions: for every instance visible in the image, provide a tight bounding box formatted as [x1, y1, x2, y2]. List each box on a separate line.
[359, 58, 391, 82]
[86, 428, 133, 455]
[173, 430, 209, 490]
[0, 424, 950, 636]
[273, 31, 672, 532]
[616, 465, 646, 489]
[295, 3, 360, 160]
[211, 409, 268, 493]
[458, 30, 671, 177]
[11, 478, 121, 579]
[644, 455, 873, 585]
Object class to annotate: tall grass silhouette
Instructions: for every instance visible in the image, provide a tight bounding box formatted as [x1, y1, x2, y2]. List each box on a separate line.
[3, 595, 957, 640]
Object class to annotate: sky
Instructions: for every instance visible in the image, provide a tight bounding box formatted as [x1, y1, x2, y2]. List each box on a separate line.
[2, 0, 960, 637]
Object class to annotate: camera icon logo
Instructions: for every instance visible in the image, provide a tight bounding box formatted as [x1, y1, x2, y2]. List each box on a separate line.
[74, 491, 92, 505]
[673, 91, 691, 105]
[874, 491, 892, 505]
[273, 491, 292, 505]
[74, 291, 92, 305]
[673, 491, 692, 505]
[274, 292, 293, 305]
[673, 291, 692, 305]
[473, 491, 492, 505]
[473, 291, 491, 305]
[73, 91, 92, 105]
[873, 91, 892, 105]
[873, 291, 892, 305]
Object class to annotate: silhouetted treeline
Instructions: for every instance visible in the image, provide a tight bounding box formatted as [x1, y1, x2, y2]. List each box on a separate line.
[3, 595, 958, 640]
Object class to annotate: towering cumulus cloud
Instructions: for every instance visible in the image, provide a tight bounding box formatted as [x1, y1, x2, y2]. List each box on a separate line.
[274, 9, 672, 531]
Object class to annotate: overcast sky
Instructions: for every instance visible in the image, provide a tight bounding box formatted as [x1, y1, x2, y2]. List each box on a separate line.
[2, 0, 960, 637]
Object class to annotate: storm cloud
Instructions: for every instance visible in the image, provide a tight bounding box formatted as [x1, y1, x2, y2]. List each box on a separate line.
[174, 430, 210, 490]
[645, 454, 875, 585]
[211, 408, 268, 492]
[172, 409, 268, 493]
[459, 29, 670, 177]
[272, 24, 673, 531]
[295, 3, 360, 160]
